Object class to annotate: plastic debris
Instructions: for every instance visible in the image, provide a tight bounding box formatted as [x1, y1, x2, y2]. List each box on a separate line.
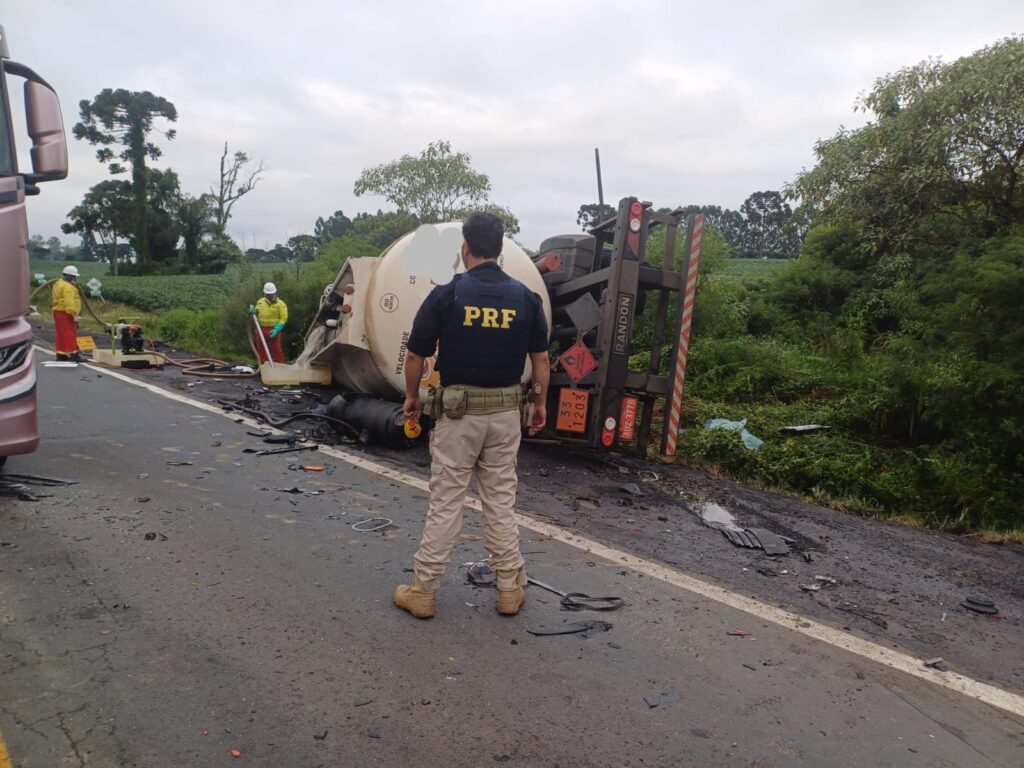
[923, 657, 945, 669]
[727, 628, 751, 637]
[779, 424, 830, 434]
[467, 562, 496, 587]
[704, 418, 764, 450]
[231, 365, 255, 374]
[644, 691, 680, 708]
[230, 749, 241, 758]
[351, 517, 393, 532]
[620, 482, 645, 496]
[637, 469, 660, 482]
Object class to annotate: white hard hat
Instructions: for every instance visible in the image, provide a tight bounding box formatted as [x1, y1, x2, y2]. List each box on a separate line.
[63, 265, 80, 277]
[263, 281, 277, 294]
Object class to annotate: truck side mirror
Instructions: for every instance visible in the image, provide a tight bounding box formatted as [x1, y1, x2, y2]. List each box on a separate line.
[24, 80, 67, 179]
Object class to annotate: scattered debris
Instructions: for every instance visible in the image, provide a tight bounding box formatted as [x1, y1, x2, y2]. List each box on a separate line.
[962, 596, 999, 615]
[313, 730, 328, 740]
[300, 465, 326, 472]
[354, 698, 374, 707]
[351, 517, 393, 532]
[368, 727, 381, 740]
[801, 576, 836, 592]
[467, 562, 496, 587]
[620, 482, 645, 496]
[723, 527, 790, 556]
[704, 417, 764, 450]
[230, 749, 241, 758]
[923, 657, 945, 669]
[231, 365, 255, 374]
[243, 444, 319, 456]
[742, 663, 757, 671]
[637, 469, 659, 482]
[143, 532, 168, 542]
[527, 577, 625, 612]
[727, 628, 751, 637]
[527, 620, 612, 637]
[0, 473, 77, 486]
[575, 496, 600, 510]
[779, 424, 830, 434]
[165, 460, 194, 466]
[644, 691, 680, 708]
[136, 496, 151, 502]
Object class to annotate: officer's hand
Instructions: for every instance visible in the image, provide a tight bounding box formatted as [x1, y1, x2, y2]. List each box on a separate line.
[269, 327, 280, 338]
[528, 403, 546, 436]
[247, 304, 257, 315]
[403, 396, 422, 422]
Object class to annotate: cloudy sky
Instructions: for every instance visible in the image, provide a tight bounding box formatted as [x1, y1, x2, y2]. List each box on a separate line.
[4, 1, 1022, 250]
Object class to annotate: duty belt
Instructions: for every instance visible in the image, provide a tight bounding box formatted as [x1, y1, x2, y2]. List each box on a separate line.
[426, 384, 523, 418]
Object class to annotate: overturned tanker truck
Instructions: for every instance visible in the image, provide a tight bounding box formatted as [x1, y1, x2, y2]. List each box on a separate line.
[292, 197, 704, 457]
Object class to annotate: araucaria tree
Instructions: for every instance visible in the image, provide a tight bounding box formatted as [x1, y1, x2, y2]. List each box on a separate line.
[73, 89, 178, 265]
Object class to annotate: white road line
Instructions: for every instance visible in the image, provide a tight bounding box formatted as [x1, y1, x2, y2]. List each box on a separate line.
[36, 347, 1024, 718]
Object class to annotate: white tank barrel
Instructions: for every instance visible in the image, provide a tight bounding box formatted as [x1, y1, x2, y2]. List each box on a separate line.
[297, 223, 552, 398]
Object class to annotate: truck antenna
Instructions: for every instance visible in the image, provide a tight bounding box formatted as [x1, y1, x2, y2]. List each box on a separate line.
[594, 147, 604, 208]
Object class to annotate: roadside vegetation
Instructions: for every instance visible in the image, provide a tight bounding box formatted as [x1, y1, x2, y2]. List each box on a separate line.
[28, 38, 1023, 539]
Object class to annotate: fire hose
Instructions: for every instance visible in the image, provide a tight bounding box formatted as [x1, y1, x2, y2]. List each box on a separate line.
[30, 278, 260, 378]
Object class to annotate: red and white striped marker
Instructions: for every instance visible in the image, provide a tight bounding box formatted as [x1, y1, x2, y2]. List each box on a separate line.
[663, 214, 703, 456]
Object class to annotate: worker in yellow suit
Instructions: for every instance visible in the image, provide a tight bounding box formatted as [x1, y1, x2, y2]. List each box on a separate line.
[52, 265, 82, 361]
[248, 281, 288, 364]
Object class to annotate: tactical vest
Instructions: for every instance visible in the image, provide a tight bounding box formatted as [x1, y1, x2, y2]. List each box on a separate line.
[437, 271, 531, 387]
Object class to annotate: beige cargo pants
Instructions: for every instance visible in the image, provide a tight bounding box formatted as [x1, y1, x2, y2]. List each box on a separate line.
[413, 409, 524, 591]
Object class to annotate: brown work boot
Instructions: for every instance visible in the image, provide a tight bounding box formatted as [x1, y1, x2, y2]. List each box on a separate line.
[496, 567, 527, 616]
[393, 583, 435, 619]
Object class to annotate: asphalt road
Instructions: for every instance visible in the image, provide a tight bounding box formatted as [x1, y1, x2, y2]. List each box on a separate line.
[1, 362, 1022, 767]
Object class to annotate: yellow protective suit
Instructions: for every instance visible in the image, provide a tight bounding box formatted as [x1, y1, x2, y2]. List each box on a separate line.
[51, 278, 81, 316]
[255, 296, 288, 328]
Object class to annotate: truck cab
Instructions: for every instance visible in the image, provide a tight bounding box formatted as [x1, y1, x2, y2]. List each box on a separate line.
[0, 24, 68, 466]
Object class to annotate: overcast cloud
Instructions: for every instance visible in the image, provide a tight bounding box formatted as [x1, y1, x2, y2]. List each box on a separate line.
[4, 1, 1023, 250]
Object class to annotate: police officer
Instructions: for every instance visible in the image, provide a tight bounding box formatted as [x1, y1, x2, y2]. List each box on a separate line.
[394, 212, 550, 619]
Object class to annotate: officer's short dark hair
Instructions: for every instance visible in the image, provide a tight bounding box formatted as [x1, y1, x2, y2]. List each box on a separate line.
[462, 212, 504, 259]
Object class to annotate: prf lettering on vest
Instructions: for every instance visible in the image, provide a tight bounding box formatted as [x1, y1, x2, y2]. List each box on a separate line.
[463, 305, 517, 329]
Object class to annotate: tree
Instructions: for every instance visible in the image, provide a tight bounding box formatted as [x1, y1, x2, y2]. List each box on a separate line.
[45, 237, 63, 260]
[350, 210, 421, 249]
[175, 193, 216, 269]
[354, 140, 519, 234]
[576, 202, 616, 230]
[62, 179, 134, 274]
[144, 168, 184, 266]
[72, 89, 177, 265]
[314, 210, 353, 243]
[197, 237, 244, 274]
[737, 191, 801, 259]
[212, 143, 264, 236]
[793, 36, 1024, 248]
[287, 234, 319, 262]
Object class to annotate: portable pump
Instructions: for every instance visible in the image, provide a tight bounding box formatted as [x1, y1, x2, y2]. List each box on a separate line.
[113, 320, 145, 355]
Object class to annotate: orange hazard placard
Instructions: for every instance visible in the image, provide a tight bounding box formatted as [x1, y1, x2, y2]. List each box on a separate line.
[558, 340, 597, 385]
[556, 388, 589, 433]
